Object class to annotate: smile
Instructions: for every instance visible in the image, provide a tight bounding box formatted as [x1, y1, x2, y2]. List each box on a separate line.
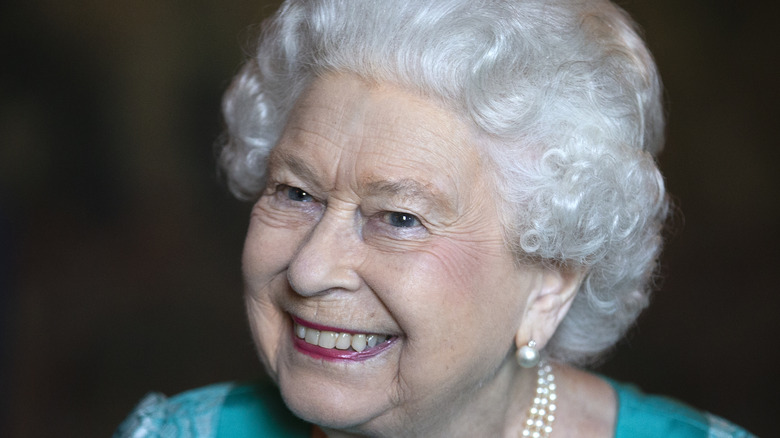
[295, 322, 389, 352]
[291, 316, 395, 360]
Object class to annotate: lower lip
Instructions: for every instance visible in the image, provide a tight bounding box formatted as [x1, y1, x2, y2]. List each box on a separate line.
[292, 331, 397, 362]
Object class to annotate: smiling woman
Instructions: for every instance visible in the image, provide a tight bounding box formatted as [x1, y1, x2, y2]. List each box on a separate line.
[114, 1, 754, 437]
[241, 74, 553, 435]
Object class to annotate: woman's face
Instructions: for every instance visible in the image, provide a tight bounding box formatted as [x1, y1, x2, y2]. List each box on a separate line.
[243, 74, 547, 435]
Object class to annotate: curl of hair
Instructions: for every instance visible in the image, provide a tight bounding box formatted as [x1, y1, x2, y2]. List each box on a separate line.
[220, 0, 668, 365]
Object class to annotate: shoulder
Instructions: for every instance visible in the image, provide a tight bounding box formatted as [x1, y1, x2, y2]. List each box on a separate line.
[113, 382, 310, 438]
[607, 379, 756, 438]
[113, 382, 235, 438]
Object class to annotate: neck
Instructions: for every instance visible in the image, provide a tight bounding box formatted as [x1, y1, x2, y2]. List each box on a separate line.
[319, 357, 540, 438]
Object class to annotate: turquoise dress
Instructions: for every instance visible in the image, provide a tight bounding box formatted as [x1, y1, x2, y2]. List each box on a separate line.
[114, 380, 755, 437]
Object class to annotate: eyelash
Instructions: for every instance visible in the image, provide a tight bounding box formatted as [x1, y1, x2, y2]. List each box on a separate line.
[276, 184, 314, 203]
[382, 212, 422, 228]
[270, 184, 426, 232]
[267, 184, 322, 217]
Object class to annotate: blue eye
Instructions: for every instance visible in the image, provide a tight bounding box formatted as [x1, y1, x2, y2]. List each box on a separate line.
[386, 212, 421, 228]
[283, 185, 314, 202]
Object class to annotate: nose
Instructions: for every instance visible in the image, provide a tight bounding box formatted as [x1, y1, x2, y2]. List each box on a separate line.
[287, 208, 363, 296]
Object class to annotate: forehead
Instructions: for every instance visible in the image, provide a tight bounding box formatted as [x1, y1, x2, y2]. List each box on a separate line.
[270, 74, 486, 202]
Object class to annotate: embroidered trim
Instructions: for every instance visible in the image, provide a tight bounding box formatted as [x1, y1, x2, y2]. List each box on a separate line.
[113, 383, 234, 438]
[706, 413, 757, 438]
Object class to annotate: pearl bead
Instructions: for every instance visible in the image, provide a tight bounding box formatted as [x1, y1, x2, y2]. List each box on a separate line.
[516, 344, 540, 368]
[520, 359, 556, 438]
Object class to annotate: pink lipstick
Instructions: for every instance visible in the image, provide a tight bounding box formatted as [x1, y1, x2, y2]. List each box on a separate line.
[291, 316, 396, 361]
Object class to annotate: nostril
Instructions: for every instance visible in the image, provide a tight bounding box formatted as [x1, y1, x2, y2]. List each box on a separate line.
[287, 255, 362, 296]
[287, 253, 326, 297]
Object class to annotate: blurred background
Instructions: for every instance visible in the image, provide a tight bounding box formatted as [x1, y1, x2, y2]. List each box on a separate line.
[1, 0, 778, 436]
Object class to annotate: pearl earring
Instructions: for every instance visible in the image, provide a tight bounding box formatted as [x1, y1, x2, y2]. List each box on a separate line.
[516, 340, 540, 368]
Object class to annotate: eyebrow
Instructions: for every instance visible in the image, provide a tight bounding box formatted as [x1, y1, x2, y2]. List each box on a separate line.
[267, 149, 322, 189]
[268, 149, 456, 214]
[363, 178, 455, 214]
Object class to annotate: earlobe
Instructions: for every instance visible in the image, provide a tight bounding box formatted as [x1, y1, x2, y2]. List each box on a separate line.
[515, 266, 585, 352]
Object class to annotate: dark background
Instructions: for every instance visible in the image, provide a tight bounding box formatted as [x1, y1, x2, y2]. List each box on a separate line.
[1, 0, 778, 436]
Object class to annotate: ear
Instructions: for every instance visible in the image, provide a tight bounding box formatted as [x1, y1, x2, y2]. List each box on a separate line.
[515, 266, 585, 351]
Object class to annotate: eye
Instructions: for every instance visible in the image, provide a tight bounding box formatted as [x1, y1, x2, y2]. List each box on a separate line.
[279, 185, 314, 202]
[384, 212, 421, 228]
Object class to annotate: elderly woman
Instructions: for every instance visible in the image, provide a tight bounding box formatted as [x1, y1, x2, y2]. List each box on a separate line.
[116, 0, 753, 437]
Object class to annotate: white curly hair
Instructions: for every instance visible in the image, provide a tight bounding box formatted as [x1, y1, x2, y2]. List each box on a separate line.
[219, 0, 668, 365]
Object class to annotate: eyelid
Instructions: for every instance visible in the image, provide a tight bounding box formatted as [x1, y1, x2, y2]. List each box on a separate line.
[383, 211, 422, 228]
[284, 185, 313, 201]
[363, 210, 429, 241]
[267, 183, 323, 210]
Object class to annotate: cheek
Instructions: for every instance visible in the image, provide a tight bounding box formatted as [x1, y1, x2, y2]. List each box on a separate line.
[245, 290, 285, 378]
[418, 236, 511, 300]
[374, 236, 515, 335]
[243, 215, 309, 375]
[243, 213, 305, 290]
[365, 238, 522, 397]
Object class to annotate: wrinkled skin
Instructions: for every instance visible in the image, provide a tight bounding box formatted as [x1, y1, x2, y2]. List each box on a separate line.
[242, 73, 564, 437]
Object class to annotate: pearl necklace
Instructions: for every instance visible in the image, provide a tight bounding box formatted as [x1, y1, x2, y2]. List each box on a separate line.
[520, 360, 557, 438]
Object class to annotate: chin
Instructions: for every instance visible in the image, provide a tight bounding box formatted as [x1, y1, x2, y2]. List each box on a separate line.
[276, 366, 396, 433]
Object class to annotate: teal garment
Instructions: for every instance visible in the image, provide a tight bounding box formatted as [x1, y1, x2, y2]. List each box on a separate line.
[113, 382, 309, 438]
[216, 383, 309, 438]
[114, 380, 755, 437]
[606, 379, 756, 438]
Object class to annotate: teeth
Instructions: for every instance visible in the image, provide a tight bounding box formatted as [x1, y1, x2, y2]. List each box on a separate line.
[352, 334, 366, 352]
[295, 324, 306, 339]
[335, 333, 351, 350]
[366, 334, 389, 347]
[318, 331, 337, 349]
[294, 322, 390, 352]
[304, 328, 320, 345]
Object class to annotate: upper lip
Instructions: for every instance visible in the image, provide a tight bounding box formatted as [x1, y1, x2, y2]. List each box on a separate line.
[291, 314, 393, 336]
